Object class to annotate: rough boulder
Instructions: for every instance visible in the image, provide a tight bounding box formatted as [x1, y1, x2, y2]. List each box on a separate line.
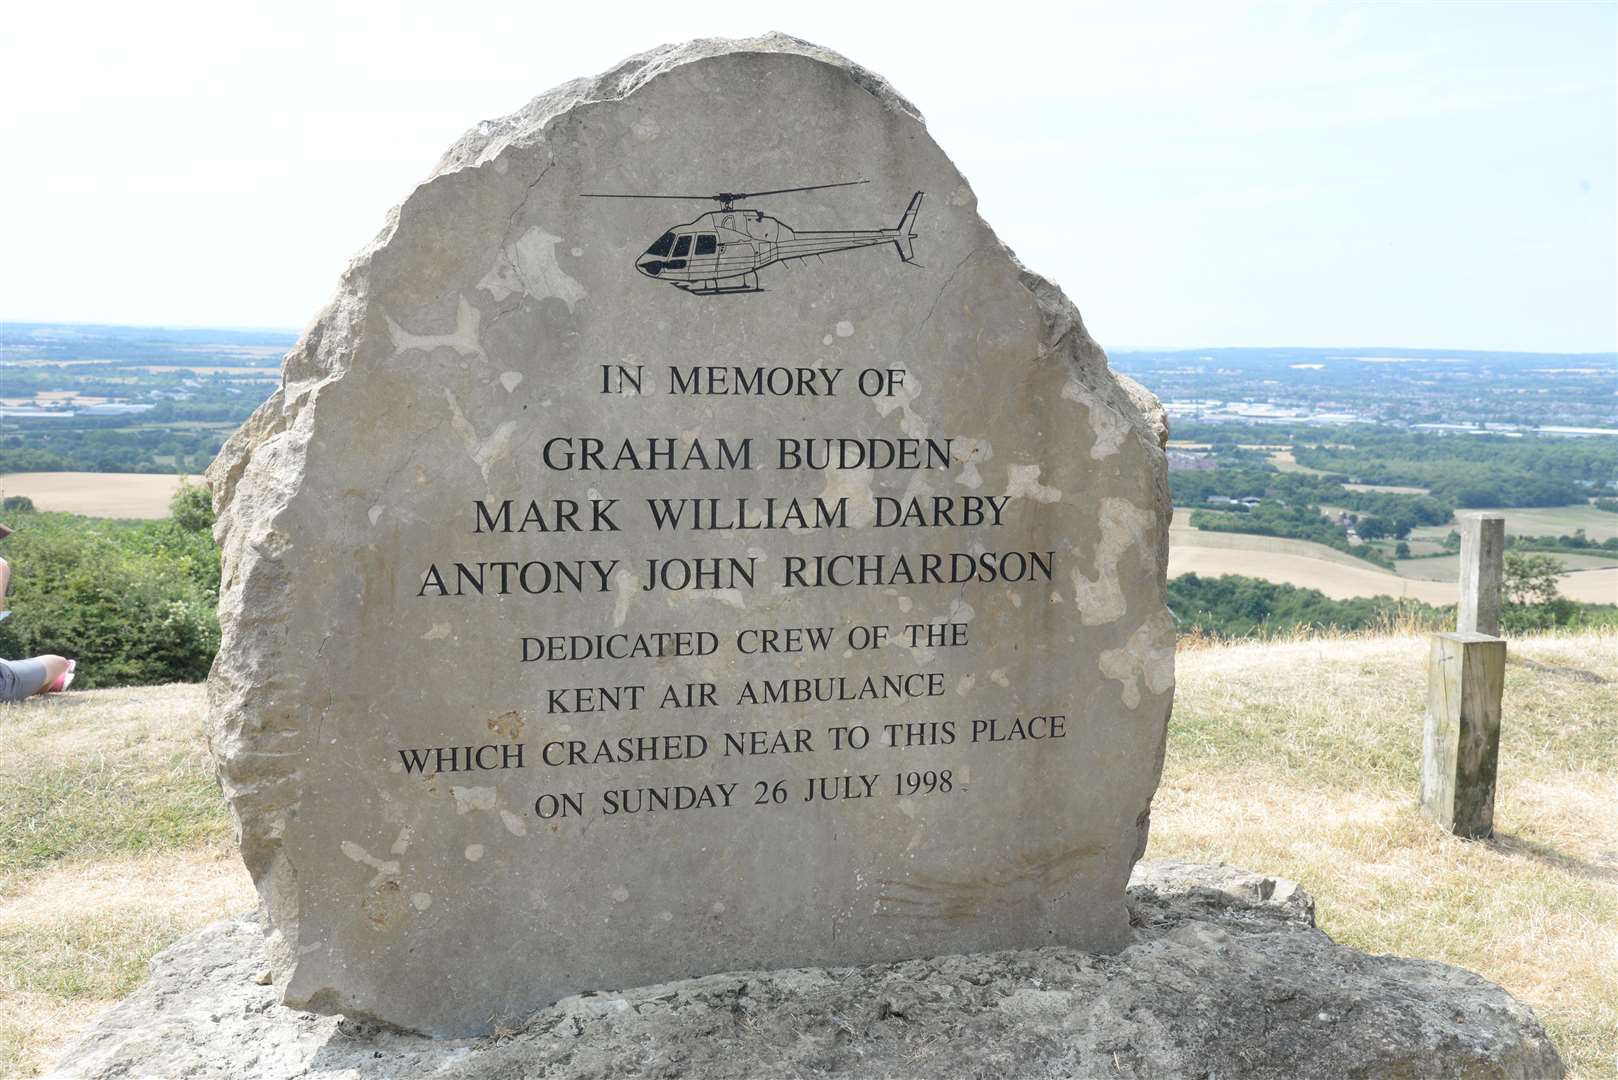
[45, 861, 1564, 1079]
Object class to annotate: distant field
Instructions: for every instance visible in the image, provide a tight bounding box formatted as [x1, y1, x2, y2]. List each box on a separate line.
[1168, 545, 1456, 603]
[1169, 511, 1617, 604]
[1556, 569, 1618, 603]
[1413, 505, 1618, 542]
[0, 473, 203, 519]
[1169, 512, 1453, 602]
[1397, 551, 1618, 582]
[1343, 481, 1430, 495]
[1169, 509, 1372, 565]
[1266, 449, 1329, 475]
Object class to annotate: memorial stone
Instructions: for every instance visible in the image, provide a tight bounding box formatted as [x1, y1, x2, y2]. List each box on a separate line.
[206, 33, 1176, 1036]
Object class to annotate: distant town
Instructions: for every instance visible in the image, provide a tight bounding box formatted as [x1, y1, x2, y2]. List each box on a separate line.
[1111, 346, 1617, 434]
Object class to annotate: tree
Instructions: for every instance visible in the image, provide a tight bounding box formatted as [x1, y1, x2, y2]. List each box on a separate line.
[1355, 515, 1390, 541]
[1504, 552, 1563, 607]
[1395, 541, 1411, 558]
[1501, 551, 1578, 632]
[169, 481, 214, 534]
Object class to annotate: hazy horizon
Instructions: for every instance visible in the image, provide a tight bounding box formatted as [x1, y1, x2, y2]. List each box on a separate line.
[5, 317, 1616, 360]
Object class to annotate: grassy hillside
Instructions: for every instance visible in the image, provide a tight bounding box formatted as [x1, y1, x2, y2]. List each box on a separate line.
[2, 632, 1614, 1077]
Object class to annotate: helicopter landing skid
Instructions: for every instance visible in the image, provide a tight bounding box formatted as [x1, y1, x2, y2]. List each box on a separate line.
[675, 272, 762, 296]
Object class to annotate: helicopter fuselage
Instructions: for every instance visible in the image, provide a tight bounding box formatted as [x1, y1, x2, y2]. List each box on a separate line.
[634, 195, 920, 294]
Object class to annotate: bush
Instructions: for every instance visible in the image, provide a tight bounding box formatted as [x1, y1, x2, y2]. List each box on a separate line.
[1167, 573, 1447, 638]
[0, 486, 220, 688]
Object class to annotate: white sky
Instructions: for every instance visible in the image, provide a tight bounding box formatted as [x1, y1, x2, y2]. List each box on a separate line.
[2, 0, 1614, 352]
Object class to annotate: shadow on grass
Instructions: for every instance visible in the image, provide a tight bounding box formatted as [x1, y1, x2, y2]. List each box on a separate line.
[1489, 830, 1618, 885]
[1506, 656, 1608, 684]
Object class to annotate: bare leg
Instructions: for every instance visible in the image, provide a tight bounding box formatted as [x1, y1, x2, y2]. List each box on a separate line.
[33, 655, 71, 695]
[0, 555, 9, 609]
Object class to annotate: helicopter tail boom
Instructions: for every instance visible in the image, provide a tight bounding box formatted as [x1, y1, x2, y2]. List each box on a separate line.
[892, 191, 924, 263]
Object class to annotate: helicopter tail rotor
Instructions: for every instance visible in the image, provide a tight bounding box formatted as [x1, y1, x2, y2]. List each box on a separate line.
[892, 191, 924, 264]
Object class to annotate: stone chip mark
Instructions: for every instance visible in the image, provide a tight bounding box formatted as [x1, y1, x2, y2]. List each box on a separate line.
[442, 387, 517, 483]
[479, 227, 588, 311]
[487, 710, 524, 739]
[340, 841, 400, 888]
[1004, 464, 1061, 504]
[1099, 609, 1177, 709]
[1071, 497, 1154, 626]
[386, 295, 485, 360]
[451, 786, 498, 815]
[1062, 378, 1130, 460]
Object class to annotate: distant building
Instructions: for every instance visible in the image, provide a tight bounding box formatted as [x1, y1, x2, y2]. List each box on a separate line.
[1536, 426, 1618, 438]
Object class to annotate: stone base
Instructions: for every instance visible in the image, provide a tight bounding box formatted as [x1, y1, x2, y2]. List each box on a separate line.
[45, 862, 1563, 1079]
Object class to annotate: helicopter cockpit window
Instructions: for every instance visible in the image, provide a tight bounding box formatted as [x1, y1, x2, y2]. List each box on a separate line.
[646, 232, 675, 257]
[693, 234, 718, 256]
[672, 235, 692, 258]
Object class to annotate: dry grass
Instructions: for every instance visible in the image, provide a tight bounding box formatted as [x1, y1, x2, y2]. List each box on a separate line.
[0, 849, 251, 1076]
[0, 684, 250, 1078]
[1151, 628, 1618, 1078]
[0, 685, 232, 874]
[0, 634, 1612, 1076]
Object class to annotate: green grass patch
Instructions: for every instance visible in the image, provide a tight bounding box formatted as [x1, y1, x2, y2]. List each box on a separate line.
[0, 751, 230, 879]
[0, 914, 177, 999]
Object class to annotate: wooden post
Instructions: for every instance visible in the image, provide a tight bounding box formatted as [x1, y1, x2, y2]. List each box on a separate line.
[1457, 513, 1505, 635]
[1421, 633, 1506, 837]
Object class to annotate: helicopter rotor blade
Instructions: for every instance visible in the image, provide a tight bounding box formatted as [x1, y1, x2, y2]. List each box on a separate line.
[731, 179, 869, 200]
[577, 193, 722, 200]
[577, 179, 869, 203]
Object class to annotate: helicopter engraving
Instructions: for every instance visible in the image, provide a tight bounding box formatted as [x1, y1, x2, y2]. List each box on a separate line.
[581, 180, 923, 295]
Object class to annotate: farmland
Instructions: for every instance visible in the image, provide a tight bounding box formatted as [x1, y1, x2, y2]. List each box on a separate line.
[1167, 509, 1617, 604]
[0, 473, 203, 519]
[1410, 503, 1616, 542]
[0, 322, 288, 476]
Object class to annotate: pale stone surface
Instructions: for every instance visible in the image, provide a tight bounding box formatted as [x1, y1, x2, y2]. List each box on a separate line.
[44, 863, 1566, 1079]
[205, 33, 1175, 1035]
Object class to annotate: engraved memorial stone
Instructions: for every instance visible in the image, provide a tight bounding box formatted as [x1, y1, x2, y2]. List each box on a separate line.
[206, 33, 1176, 1036]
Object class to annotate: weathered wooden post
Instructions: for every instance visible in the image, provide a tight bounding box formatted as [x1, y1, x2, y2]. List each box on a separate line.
[1422, 513, 1507, 837]
[1457, 513, 1505, 635]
